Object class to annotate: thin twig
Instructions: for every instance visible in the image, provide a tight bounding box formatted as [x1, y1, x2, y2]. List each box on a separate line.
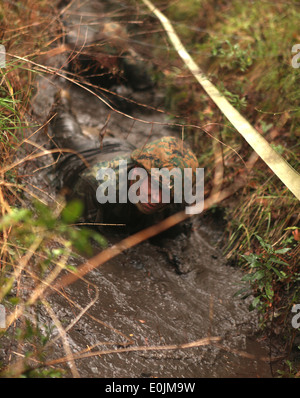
[210, 139, 224, 200]
[42, 299, 80, 378]
[48, 177, 251, 296]
[43, 336, 221, 366]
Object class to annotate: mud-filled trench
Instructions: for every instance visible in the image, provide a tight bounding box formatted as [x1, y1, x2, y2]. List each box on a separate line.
[23, 0, 277, 378]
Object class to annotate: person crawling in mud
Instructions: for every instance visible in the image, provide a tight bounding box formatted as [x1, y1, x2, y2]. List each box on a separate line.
[48, 90, 200, 233]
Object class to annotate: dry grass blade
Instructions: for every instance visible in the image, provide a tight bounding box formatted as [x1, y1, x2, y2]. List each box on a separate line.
[214, 343, 285, 364]
[1, 144, 91, 175]
[43, 336, 222, 367]
[49, 173, 252, 296]
[42, 299, 80, 378]
[0, 234, 44, 302]
[4, 236, 72, 331]
[210, 139, 224, 200]
[46, 286, 99, 346]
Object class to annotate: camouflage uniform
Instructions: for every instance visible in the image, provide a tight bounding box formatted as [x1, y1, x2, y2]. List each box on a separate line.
[60, 0, 154, 91]
[50, 93, 199, 232]
[131, 136, 199, 190]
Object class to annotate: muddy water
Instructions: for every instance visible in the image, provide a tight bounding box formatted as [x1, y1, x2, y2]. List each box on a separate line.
[28, 0, 275, 378]
[46, 219, 273, 378]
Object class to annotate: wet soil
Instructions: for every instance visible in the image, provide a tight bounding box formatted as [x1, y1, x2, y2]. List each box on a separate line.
[24, 0, 277, 378]
[44, 218, 273, 378]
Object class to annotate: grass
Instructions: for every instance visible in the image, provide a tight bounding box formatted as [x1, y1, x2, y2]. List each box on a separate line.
[0, 0, 107, 377]
[149, 0, 300, 240]
[143, 0, 300, 373]
[0, 0, 299, 377]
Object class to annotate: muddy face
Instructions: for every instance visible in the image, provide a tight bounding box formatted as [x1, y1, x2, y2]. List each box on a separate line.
[129, 167, 168, 214]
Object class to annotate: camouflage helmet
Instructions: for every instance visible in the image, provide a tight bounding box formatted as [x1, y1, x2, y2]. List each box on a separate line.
[130, 136, 199, 193]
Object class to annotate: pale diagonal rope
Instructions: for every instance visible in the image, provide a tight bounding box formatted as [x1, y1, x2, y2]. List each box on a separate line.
[141, 0, 300, 201]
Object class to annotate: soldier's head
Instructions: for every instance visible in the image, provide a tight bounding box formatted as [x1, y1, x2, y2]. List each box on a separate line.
[130, 137, 199, 215]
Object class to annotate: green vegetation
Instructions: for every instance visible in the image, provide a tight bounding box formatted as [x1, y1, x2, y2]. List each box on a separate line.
[0, 0, 106, 377]
[146, 0, 299, 374]
[0, 0, 299, 377]
[0, 201, 106, 377]
[238, 234, 299, 324]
